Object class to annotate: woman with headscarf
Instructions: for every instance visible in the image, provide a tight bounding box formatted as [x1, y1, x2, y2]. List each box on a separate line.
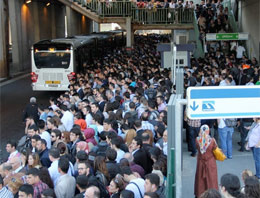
[76, 141, 93, 154]
[194, 125, 218, 198]
[83, 128, 97, 146]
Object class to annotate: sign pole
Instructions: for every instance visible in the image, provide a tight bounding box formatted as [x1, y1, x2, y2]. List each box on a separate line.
[175, 97, 187, 198]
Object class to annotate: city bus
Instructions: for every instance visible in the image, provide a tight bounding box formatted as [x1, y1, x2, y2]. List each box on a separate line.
[31, 30, 125, 91]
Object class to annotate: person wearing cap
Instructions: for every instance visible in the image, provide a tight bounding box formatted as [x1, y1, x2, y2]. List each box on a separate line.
[23, 97, 39, 123]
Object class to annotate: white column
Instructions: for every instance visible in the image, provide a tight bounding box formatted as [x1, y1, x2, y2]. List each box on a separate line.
[126, 17, 132, 48]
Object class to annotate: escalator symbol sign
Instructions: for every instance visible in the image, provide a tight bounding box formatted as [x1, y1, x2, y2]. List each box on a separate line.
[202, 101, 215, 111]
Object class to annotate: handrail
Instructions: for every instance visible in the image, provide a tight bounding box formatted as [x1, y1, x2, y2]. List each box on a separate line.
[132, 8, 193, 24]
[73, 0, 195, 25]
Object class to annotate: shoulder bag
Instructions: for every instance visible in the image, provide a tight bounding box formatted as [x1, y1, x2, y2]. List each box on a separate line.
[212, 139, 226, 161]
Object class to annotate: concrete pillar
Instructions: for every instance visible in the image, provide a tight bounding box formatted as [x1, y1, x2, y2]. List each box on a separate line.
[93, 21, 100, 32]
[9, 0, 23, 74]
[0, 0, 8, 77]
[238, 0, 242, 31]
[171, 30, 175, 43]
[66, 6, 80, 36]
[20, 1, 32, 70]
[126, 17, 132, 48]
[131, 30, 134, 47]
[51, 4, 56, 38]
[32, 2, 40, 42]
[55, 5, 66, 38]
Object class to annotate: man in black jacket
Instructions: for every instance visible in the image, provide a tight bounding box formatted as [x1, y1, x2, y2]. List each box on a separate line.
[36, 139, 51, 168]
[130, 136, 148, 173]
[23, 97, 39, 123]
[141, 132, 154, 174]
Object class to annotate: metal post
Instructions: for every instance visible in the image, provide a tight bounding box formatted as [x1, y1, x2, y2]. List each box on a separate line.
[176, 68, 184, 95]
[175, 97, 187, 198]
[166, 94, 177, 198]
[173, 45, 177, 86]
[171, 41, 174, 83]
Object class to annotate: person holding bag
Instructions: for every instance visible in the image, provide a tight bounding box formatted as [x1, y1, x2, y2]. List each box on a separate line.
[247, 118, 260, 179]
[194, 125, 218, 198]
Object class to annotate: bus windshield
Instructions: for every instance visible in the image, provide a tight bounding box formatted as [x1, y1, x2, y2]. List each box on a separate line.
[34, 51, 71, 69]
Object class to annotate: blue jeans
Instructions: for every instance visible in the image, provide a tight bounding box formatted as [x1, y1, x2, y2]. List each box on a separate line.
[218, 127, 234, 158]
[252, 147, 260, 179]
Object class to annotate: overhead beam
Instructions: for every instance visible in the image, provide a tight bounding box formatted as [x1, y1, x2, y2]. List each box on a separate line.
[57, 0, 100, 23]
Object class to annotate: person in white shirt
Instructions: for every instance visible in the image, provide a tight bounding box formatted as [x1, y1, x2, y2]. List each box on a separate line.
[49, 97, 58, 111]
[111, 138, 125, 163]
[236, 44, 246, 59]
[169, 0, 176, 8]
[37, 120, 51, 149]
[121, 166, 145, 198]
[82, 106, 93, 127]
[60, 104, 74, 131]
[6, 140, 21, 162]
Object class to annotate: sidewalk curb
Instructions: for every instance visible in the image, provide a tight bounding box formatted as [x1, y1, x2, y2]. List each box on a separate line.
[0, 71, 30, 83]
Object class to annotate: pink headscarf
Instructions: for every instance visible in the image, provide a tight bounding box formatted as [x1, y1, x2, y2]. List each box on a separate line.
[83, 128, 97, 145]
[76, 141, 89, 153]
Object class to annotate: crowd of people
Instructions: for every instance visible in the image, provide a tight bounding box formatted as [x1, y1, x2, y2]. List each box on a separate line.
[1, 1, 260, 198]
[1, 35, 170, 198]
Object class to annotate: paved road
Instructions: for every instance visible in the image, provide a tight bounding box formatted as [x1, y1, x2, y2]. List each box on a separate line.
[0, 75, 60, 162]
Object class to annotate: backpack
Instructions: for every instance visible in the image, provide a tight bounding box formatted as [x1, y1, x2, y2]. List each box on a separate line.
[88, 176, 110, 198]
[145, 88, 157, 100]
[17, 135, 31, 152]
[224, 119, 237, 127]
[96, 171, 108, 186]
[148, 110, 159, 120]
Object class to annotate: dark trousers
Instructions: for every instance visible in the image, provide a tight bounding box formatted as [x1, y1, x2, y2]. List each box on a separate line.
[238, 121, 251, 151]
[188, 126, 200, 155]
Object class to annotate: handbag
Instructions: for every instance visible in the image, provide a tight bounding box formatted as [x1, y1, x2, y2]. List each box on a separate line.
[212, 139, 226, 161]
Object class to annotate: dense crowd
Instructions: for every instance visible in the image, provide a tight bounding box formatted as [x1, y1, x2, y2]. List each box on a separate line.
[1, 1, 260, 198]
[1, 35, 170, 198]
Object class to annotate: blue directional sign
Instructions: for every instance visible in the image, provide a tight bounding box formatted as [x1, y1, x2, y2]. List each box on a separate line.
[187, 86, 260, 119]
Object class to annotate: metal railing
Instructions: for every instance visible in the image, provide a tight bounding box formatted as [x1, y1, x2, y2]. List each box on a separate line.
[132, 8, 193, 24]
[73, 0, 194, 24]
